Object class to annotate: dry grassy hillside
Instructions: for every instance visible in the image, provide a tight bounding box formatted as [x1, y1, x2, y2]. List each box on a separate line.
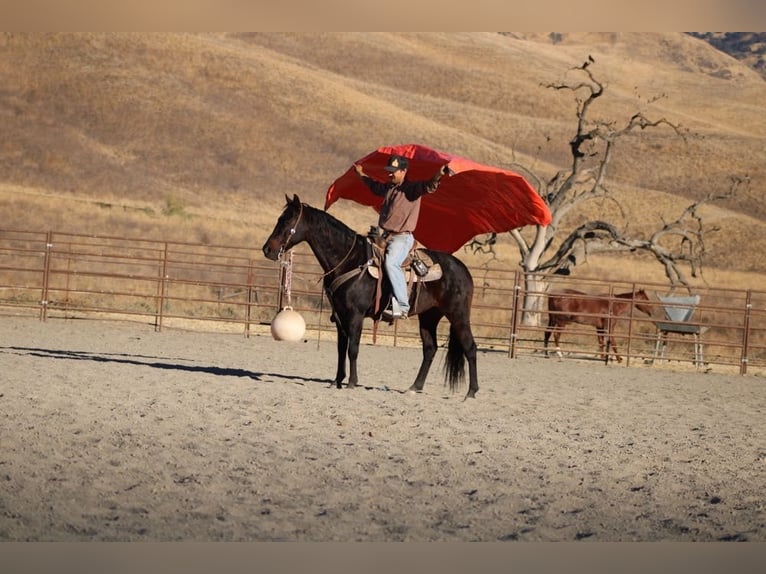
[1, 32, 764, 288]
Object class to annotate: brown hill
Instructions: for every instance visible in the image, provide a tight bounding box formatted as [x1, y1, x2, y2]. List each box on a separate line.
[688, 32, 766, 79]
[1, 32, 764, 286]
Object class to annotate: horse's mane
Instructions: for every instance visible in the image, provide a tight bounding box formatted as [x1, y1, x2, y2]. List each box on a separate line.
[303, 202, 361, 242]
[557, 288, 646, 297]
[616, 288, 646, 297]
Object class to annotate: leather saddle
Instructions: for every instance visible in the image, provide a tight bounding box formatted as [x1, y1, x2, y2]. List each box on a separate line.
[326, 230, 444, 334]
[365, 230, 442, 283]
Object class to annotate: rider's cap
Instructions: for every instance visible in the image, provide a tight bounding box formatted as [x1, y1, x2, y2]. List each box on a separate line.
[384, 155, 409, 172]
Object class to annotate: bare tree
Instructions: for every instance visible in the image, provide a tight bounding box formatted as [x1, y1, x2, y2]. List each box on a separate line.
[469, 59, 750, 324]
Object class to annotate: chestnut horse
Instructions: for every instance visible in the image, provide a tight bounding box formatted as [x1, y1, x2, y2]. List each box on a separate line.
[544, 288, 653, 363]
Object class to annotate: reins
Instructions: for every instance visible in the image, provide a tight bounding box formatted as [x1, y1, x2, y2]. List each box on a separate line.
[279, 201, 370, 295]
[319, 236, 363, 284]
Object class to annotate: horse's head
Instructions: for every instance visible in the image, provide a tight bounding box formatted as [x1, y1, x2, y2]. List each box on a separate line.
[262, 194, 306, 261]
[633, 288, 654, 316]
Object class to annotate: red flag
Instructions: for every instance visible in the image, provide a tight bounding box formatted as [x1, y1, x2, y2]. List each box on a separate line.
[325, 143, 551, 253]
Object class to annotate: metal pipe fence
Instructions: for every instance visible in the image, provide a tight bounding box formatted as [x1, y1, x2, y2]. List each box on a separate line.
[1, 229, 765, 375]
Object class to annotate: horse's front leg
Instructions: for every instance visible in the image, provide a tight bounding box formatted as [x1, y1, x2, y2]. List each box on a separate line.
[597, 328, 608, 362]
[609, 329, 623, 363]
[344, 314, 365, 389]
[334, 322, 348, 388]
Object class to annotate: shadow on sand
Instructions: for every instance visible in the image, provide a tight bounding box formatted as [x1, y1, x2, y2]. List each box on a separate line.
[2, 345, 332, 386]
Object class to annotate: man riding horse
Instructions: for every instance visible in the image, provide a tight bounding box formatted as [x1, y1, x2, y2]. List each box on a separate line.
[353, 154, 450, 320]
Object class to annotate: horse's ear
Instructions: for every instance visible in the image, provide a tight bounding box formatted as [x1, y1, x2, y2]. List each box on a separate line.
[291, 194, 301, 205]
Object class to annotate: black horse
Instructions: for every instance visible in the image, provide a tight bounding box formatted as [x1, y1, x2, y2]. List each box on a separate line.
[262, 194, 479, 399]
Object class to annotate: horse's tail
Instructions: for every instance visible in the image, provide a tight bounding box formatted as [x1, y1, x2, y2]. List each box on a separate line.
[444, 325, 466, 392]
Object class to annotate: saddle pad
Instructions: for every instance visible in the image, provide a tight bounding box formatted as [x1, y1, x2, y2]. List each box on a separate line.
[367, 263, 443, 283]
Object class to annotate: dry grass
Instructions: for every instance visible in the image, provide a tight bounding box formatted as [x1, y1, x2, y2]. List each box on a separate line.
[1, 32, 765, 289]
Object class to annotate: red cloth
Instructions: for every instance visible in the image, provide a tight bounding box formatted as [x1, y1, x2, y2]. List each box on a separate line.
[325, 143, 552, 253]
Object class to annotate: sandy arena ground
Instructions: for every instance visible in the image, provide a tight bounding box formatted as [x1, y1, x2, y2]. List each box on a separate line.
[1, 315, 764, 542]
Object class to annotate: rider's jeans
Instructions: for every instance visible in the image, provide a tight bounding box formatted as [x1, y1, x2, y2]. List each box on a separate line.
[385, 232, 414, 313]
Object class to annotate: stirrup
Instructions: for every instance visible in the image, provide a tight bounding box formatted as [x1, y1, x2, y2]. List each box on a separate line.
[382, 300, 408, 320]
[382, 308, 408, 320]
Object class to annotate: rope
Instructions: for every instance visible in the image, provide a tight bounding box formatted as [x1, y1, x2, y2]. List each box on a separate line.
[281, 249, 294, 309]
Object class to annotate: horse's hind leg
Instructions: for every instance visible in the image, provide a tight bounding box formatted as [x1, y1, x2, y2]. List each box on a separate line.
[544, 323, 553, 357]
[443, 316, 478, 399]
[459, 325, 479, 399]
[544, 322, 563, 358]
[409, 309, 441, 393]
[552, 328, 564, 358]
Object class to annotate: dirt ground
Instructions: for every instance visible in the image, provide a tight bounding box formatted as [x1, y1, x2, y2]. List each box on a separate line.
[1, 315, 764, 542]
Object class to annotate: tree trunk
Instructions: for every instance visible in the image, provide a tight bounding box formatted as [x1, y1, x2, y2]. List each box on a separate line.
[521, 272, 547, 327]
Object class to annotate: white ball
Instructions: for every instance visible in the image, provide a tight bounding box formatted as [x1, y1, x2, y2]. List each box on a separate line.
[270, 307, 306, 342]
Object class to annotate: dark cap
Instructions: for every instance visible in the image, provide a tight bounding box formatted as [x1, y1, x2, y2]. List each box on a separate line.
[383, 155, 409, 172]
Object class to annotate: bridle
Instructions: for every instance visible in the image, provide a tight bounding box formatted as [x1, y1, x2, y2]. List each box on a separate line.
[275, 202, 304, 310]
[277, 201, 304, 259]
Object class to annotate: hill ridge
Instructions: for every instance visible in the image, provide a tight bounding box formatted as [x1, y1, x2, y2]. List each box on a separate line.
[1, 32, 764, 283]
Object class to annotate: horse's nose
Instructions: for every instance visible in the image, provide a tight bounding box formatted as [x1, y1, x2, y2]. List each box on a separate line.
[262, 242, 277, 261]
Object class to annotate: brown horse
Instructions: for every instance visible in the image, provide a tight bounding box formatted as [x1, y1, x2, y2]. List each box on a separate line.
[544, 288, 653, 363]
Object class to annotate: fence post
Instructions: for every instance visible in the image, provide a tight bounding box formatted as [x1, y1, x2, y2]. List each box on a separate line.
[64, 254, 72, 319]
[740, 289, 752, 375]
[155, 242, 169, 332]
[276, 255, 286, 312]
[316, 286, 325, 349]
[40, 231, 53, 322]
[245, 258, 254, 338]
[508, 270, 522, 358]
[624, 283, 637, 367]
[602, 284, 613, 364]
